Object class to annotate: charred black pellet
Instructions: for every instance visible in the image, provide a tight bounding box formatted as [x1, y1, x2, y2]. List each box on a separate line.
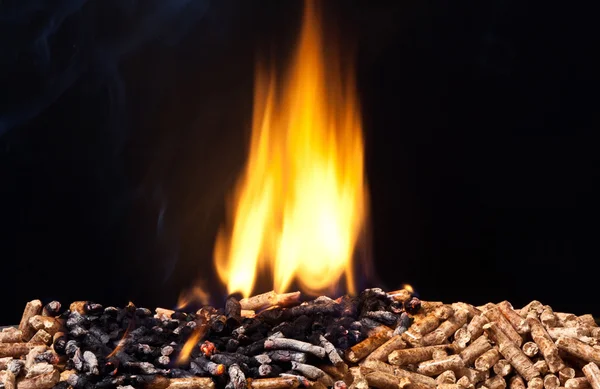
[67, 311, 87, 328]
[43, 300, 62, 317]
[404, 296, 421, 314]
[172, 311, 188, 321]
[85, 303, 104, 315]
[169, 368, 195, 378]
[52, 382, 70, 389]
[225, 295, 242, 324]
[364, 311, 399, 326]
[210, 315, 228, 333]
[135, 307, 152, 317]
[226, 338, 240, 352]
[103, 306, 119, 317]
[54, 335, 68, 355]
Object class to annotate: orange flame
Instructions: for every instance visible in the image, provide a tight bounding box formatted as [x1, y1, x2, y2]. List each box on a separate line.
[177, 284, 211, 310]
[107, 327, 131, 359]
[176, 320, 209, 365]
[214, 0, 367, 298]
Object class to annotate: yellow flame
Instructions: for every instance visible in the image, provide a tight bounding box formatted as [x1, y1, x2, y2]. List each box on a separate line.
[176, 322, 208, 365]
[214, 0, 367, 297]
[403, 284, 414, 294]
[177, 285, 211, 310]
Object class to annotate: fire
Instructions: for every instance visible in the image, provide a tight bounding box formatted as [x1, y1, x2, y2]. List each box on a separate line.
[214, 0, 367, 297]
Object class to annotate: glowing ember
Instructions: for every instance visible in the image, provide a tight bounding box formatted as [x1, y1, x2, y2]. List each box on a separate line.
[214, 0, 368, 298]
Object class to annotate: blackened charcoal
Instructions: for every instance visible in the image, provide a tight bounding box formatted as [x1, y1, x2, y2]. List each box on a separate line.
[359, 317, 386, 333]
[73, 349, 84, 371]
[83, 350, 99, 375]
[66, 340, 80, 357]
[211, 352, 253, 368]
[66, 312, 86, 328]
[103, 306, 119, 317]
[338, 295, 359, 317]
[43, 301, 62, 317]
[171, 311, 188, 321]
[164, 320, 180, 330]
[157, 355, 170, 366]
[363, 311, 399, 326]
[52, 382, 70, 389]
[113, 350, 135, 366]
[54, 335, 68, 355]
[283, 302, 339, 320]
[88, 326, 110, 345]
[169, 368, 194, 378]
[136, 343, 156, 356]
[84, 303, 104, 315]
[69, 326, 88, 338]
[257, 307, 284, 325]
[358, 288, 389, 314]
[141, 317, 161, 328]
[82, 333, 113, 355]
[123, 361, 165, 375]
[225, 295, 242, 324]
[210, 315, 227, 333]
[336, 335, 350, 350]
[404, 297, 421, 314]
[161, 345, 174, 356]
[290, 315, 313, 339]
[325, 324, 348, 339]
[135, 307, 152, 317]
[349, 321, 362, 331]
[226, 338, 240, 352]
[390, 300, 404, 313]
[35, 350, 60, 365]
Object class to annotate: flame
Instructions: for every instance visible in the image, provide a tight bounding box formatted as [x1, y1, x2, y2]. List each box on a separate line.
[214, 0, 367, 298]
[176, 320, 209, 365]
[107, 327, 131, 359]
[403, 284, 414, 294]
[177, 284, 211, 310]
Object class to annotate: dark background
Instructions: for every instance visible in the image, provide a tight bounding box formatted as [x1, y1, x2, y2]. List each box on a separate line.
[1, 0, 598, 324]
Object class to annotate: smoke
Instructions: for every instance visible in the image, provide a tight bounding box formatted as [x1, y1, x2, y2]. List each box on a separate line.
[0, 0, 211, 137]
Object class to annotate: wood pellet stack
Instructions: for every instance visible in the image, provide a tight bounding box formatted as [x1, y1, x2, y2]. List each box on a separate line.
[1, 292, 599, 389]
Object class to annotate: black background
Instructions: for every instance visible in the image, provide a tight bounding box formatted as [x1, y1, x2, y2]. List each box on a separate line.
[1, 0, 598, 324]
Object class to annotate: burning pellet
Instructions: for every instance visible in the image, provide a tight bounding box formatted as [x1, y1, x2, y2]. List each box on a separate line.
[19, 300, 43, 341]
[364, 369, 411, 389]
[388, 345, 449, 366]
[194, 357, 226, 376]
[0, 329, 24, 343]
[0, 343, 31, 358]
[416, 355, 464, 376]
[240, 291, 301, 311]
[460, 335, 493, 365]
[367, 335, 407, 363]
[510, 376, 527, 389]
[582, 363, 600, 389]
[494, 359, 513, 377]
[319, 335, 346, 367]
[524, 342, 540, 358]
[559, 368, 577, 385]
[264, 338, 325, 359]
[28, 329, 52, 345]
[164, 377, 216, 389]
[556, 337, 600, 364]
[291, 361, 334, 385]
[528, 318, 566, 373]
[484, 322, 540, 381]
[528, 377, 544, 389]
[475, 348, 501, 371]
[540, 307, 558, 328]
[565, 378, 591, 389]
[544, 374, 561, 389]
[248, 376, 300, 389]
[28, 316, 62, 337]
[483, 305, 523, 347]
[498, 301, 530, 335]
[437, 370, 457, 385]
[15, 368, 59, 389]
[485, 375, 507, 389]
[422, 309, 468, 346]
[534, 360, 550, 376]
